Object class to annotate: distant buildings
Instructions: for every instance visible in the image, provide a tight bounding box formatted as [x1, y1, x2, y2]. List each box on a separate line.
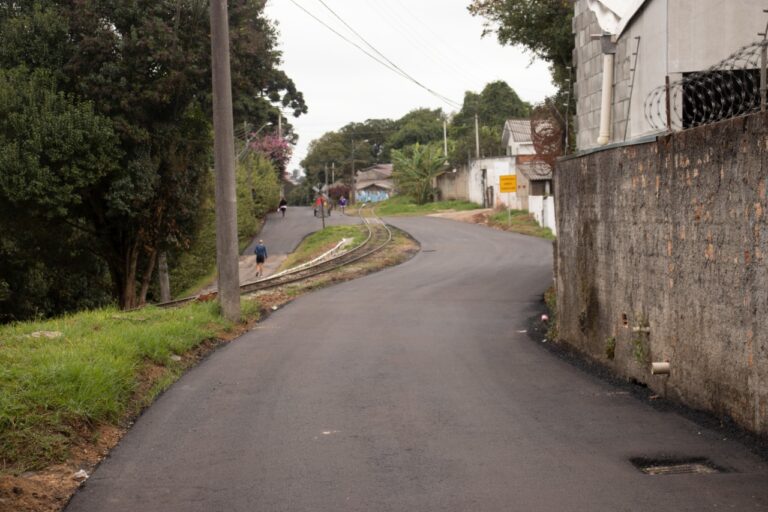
[355, 163, 394, 203]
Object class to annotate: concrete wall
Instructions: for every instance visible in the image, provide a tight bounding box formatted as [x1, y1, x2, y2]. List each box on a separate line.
[554, 112, 768, 436]
[467, 156, 523, 209]
[573, 0, 765, 149]
[529, 195, 557, 236]
[436, 167, 469, 201]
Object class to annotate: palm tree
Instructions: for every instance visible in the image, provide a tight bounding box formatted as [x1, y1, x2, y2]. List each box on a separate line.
[391, 143, 447, 204]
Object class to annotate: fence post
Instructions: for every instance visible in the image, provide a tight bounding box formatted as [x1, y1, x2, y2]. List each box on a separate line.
[761, 42, 767, 112]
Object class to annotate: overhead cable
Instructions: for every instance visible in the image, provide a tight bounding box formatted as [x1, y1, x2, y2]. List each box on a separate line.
[286, 0, 462, 109]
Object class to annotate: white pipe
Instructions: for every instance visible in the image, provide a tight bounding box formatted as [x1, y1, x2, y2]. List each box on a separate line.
[651, 362, 671, 375]
[597, 52, 614, 145]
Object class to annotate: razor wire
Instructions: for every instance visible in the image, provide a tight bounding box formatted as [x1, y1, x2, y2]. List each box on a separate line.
[644, 40, 767, 131]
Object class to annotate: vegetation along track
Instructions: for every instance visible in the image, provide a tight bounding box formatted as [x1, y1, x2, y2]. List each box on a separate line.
[157, 205, 393, 308]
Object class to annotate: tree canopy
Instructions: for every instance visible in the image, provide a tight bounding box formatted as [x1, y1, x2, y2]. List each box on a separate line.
[0, 0, 306, 317]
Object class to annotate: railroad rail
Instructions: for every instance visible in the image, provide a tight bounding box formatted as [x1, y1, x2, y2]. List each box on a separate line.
[157, 206, 392, 309]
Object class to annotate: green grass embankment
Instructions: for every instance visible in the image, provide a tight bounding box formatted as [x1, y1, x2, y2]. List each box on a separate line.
[373, 196, 481, 216]
[488, 209, 555, 240]
[0, 299, 260, 472]
[278, 225, 368, 272]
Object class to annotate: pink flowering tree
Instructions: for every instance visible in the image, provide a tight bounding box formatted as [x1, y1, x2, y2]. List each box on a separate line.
[250, 134, 292, 175]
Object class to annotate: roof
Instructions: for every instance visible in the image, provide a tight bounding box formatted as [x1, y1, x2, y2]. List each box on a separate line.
[517, 161, 553, 181]
[586, 0, 648, 36]
[502, 119, 533, 145]
[356, 163, 393, 182]
[358, 181, 394, 191]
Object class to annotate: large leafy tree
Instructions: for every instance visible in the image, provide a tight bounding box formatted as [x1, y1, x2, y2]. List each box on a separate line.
[468, 0, 574, 90]
[0, 1, 306, 312]
[449, 80, 530, 163]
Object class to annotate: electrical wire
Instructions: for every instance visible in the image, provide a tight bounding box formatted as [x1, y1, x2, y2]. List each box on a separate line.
[286, 0, 462, 109]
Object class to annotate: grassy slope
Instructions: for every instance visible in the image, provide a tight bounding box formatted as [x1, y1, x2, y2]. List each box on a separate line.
[0, 300, 260, 472]
[278, 225, 368, 271]
[488, 209, 556, 240]
[373, 196, 481, 216]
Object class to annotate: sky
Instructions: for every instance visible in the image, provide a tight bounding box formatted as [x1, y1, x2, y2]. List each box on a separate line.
[263, 0, 557, 173]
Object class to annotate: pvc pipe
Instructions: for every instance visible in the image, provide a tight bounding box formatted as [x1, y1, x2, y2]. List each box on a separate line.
[597, 52, 614, 145]
[651, 362, 671, 375]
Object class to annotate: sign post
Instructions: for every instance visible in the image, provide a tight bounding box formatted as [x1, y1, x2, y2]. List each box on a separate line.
[499, 175, 517, 226]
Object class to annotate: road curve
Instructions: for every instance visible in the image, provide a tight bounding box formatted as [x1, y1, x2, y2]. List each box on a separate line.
[67, 217, 768, 511]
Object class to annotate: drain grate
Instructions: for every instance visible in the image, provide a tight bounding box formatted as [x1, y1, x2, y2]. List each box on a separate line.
[630, 457, 725, 476]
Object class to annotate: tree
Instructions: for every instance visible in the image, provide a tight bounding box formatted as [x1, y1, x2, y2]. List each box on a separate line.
[0, 1, 306, 311]
[449, 81, 530, 163]
[391, 144, 448, 204]
[468, 0, 574, 90]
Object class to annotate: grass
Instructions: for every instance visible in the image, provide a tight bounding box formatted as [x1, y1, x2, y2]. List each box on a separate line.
[373, 195, 481, 216]
[0, 299, 260, 472]
[278, 225, 368, 271]
[488, 209, 556, 240]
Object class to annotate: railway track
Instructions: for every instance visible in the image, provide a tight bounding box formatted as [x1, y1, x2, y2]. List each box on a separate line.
[157, 205, 392, 309]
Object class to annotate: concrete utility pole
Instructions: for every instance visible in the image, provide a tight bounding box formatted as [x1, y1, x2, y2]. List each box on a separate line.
[474, 114, 480, 159]
[278, 114, 283, 139]
[443, 118, 448, 157]
[210, 0, 240, 322]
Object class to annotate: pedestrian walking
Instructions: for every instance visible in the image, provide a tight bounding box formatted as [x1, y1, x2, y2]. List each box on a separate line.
[278, 197, 287, 217]
[338, 196, 347, 214]
[314, 196, 323, 217]
[254, 239, 267, 277]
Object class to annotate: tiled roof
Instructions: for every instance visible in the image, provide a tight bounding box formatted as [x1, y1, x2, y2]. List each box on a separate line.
[356, 163, 393, 182]
[518, 160, 553, 181]
[504, 119, 533, 143]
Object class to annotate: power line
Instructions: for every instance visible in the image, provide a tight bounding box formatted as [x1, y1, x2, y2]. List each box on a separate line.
[312, 0, 462, 109]
[286, 0, 461, 109]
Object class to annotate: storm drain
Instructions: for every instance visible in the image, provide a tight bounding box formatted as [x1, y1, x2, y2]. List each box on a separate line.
[630, 457, 725, 476]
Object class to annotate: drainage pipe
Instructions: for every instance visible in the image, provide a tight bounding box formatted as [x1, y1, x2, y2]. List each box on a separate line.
[597, 35, 617, 146]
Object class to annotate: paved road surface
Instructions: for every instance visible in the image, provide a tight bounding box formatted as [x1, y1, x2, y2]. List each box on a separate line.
[205, 206, 360, 289]
[67, 217, 768, 511]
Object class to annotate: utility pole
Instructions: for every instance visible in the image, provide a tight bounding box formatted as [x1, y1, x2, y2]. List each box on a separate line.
[474, 113, 480, 159]
[278, 114, 282, 139]
[210, 0, 240, 322]
[350, 140, 356, 205]
[443, 118, 448, 157]
[332, 162, 335, 184]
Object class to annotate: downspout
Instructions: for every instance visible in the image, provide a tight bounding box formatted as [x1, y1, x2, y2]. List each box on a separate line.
[597, 34, 617, 145]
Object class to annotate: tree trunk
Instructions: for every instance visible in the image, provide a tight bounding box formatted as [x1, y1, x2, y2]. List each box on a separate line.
[138, 248, 158, 306]
[118, 240, 140, 310]
[158, 251, 171, 302]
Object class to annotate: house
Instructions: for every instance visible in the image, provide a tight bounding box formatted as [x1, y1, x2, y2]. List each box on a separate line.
[573, 0, 766, 150]
[355, 163, 394, 203]
[466, 119, 553, 210]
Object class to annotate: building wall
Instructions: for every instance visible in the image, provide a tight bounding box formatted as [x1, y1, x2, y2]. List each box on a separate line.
[555, 112, 768, 436]
[528, 195, 557, 235]
[436, 167, 469, 201]
[467, 156, 523, 209]
[573, 0, 765, 149]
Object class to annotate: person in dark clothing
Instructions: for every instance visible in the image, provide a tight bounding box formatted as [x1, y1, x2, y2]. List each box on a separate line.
[254, 239, 267, 277]
[278, 197, 287, 217]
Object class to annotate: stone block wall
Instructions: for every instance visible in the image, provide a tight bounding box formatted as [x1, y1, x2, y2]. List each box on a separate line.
[555, 112, 768, 436]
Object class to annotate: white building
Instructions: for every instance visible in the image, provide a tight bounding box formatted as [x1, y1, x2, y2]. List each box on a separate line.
[574, 0, 767, 150]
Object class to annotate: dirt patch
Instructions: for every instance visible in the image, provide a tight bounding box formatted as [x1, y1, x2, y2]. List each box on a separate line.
[0, 226, 418, 512]
[428, 208, 492, 223]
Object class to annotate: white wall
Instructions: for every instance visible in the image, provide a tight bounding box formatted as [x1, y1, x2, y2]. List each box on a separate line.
[528, 195, 557, 236]
[467, 156, 522, 209]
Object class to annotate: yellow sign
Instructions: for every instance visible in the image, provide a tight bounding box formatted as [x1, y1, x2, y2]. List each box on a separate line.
[499, 175, 517, 193]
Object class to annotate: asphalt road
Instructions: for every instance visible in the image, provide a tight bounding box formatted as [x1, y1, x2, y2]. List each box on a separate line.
[203, 206, 361, 290]
[67, 217, 768, 511]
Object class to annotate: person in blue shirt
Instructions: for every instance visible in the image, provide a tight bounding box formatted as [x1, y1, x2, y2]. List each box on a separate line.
[254, 240, 267, 277]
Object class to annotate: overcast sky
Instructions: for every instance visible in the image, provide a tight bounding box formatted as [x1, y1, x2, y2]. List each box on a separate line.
[263, 0, 557, 172]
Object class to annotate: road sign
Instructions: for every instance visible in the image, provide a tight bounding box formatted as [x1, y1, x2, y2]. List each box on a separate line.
[500, 175, 517, 193]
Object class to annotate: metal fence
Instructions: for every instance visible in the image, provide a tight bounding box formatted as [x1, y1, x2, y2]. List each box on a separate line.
[644, 40, 768, 131]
